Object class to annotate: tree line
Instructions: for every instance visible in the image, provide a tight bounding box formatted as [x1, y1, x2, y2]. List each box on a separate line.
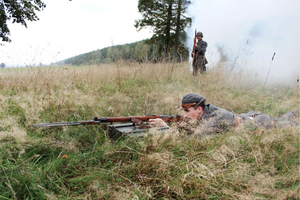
[60, 40, 190, 66]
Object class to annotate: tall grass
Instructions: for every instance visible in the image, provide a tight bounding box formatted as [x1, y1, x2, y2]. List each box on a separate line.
[0, 62, 299, 199]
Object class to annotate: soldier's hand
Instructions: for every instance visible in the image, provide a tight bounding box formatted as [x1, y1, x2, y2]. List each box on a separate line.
[148, 118, 169, 127]
[177, 121, 188, 128]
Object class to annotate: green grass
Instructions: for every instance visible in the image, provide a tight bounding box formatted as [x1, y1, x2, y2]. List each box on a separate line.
[0, 62, 299, 199]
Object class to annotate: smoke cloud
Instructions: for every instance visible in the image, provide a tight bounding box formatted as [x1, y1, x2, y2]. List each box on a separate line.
[186, 0, 299, 86]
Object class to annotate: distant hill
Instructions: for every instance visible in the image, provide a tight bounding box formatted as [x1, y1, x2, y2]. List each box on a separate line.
[58, 40, 189, 66]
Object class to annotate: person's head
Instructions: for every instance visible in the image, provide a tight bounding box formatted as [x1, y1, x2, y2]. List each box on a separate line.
[196, 31, 203, 40]
[180, 93, 206, 120]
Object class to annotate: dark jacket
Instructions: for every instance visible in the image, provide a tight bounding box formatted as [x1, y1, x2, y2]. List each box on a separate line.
[195, 40, 207, 55]
[193, 39, 208, 65]
[199, 104, 237, 134]
[179, 104, 237, 135]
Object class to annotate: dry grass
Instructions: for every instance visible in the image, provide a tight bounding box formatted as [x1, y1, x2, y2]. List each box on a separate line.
[0, 61, 299, 199]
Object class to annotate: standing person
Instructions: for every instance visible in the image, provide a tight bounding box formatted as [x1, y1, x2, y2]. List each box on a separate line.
[192, 31, 208, 75]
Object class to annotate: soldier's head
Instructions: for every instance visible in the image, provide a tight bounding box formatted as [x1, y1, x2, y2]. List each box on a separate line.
[196, 31, 203, 39]
[180, 93, 206, 119]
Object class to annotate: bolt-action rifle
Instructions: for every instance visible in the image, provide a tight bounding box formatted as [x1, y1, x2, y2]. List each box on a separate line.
[192, 29, 197, 65]
[33, 115, 183, 128]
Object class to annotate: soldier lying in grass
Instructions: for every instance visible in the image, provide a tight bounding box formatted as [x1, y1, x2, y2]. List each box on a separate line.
[148, 93, 299, 135]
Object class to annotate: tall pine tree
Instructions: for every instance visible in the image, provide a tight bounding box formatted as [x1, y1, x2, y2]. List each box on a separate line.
[172, 0, 191, 62]
[135, 0, 191, 62]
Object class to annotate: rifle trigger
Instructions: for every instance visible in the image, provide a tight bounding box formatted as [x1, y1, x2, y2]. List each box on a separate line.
[131, 118, 143, 125]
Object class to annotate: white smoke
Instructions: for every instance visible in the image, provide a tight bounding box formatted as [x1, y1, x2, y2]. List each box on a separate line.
[186, 0, 299, 86]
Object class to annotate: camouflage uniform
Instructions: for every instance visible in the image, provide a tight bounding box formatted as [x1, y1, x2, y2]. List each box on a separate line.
[189, 107, 300, 135]
[238, 108, 300, 129]
[192, 39, 208, 75]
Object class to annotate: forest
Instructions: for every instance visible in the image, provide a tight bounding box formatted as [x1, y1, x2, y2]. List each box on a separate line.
[60, 40, 190, 66]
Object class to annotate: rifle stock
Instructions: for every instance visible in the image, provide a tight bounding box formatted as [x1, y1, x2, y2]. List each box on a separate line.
[33, 115, 183, 128]
[192, 29, 197, 64]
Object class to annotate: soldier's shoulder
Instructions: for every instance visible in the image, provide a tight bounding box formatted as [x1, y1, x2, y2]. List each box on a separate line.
[197, 40, 207, 45]
[207, 104, 236, 119]
[201, 40, 208, 45]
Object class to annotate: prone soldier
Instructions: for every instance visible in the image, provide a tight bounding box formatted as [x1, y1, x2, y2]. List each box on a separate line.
[149, 93, 299, 135]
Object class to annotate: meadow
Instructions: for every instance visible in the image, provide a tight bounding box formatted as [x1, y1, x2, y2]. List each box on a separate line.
[0, 61, 299, 199]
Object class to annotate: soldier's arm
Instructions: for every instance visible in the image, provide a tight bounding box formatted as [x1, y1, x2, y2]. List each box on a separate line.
[195, 41, 207, 54]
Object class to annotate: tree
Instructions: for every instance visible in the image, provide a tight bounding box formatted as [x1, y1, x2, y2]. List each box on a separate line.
[0, 0, 46, 44]
[0, 62, 5, 68]
[106, 47, 114, 62]
[134, 42, 144, 62]
[135, 0, 191, 62]
[172, 0, 191, 62]
[121, 45, 132, 60]
[135, 0, 172, 60]
[141, 43, 150, 61]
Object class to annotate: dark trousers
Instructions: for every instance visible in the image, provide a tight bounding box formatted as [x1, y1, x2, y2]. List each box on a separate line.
[193, 55, 206, 75]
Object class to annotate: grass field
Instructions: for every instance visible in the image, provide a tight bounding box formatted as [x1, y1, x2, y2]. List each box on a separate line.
[0, 61, 299, 199]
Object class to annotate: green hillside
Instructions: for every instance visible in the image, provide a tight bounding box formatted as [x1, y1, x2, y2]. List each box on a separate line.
[60, 40, 190, 66]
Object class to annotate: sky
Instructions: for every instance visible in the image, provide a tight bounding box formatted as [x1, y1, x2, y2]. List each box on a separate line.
[186, 0, 299, 85]
[0, 0, 153, 66]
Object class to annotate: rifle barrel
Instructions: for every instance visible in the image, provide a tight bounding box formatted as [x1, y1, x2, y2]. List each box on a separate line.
[33, 115, 182, 128]
[96, 115, 182, 123]
[33, 120, 100, 128]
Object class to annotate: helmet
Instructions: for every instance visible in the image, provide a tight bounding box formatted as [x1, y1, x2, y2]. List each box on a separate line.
[196, 31, 203, 37]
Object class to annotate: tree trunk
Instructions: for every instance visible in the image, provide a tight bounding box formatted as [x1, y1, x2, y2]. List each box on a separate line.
[164, 0, 173, 61]
[173, 0, 182, 63]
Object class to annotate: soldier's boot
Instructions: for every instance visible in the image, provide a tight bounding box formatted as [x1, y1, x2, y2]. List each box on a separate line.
[276, 108, 300, 127]
[200, 65, 206, 74]
[278, 108, 300, 121]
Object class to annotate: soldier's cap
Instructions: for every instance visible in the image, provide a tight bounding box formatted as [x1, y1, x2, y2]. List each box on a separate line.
[180, 93, 206, 110]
